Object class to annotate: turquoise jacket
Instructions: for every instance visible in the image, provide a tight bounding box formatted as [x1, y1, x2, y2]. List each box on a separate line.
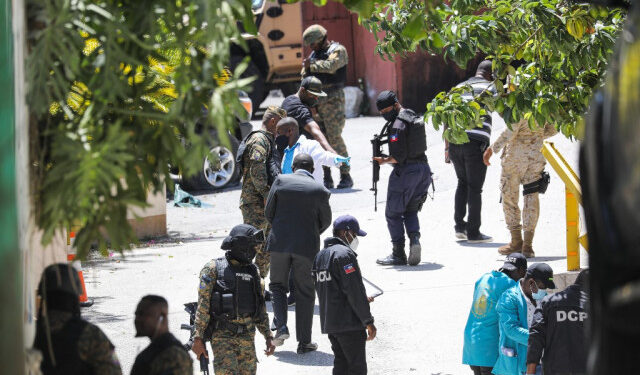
[462, 271, 516, 367]
[492, 283, 530, 375]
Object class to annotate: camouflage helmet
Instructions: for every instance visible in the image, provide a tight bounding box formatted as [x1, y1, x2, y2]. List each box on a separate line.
[303, 24, 327, 46]
[37, 263, 82, 297]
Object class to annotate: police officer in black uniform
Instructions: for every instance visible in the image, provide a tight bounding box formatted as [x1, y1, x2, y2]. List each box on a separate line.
[526, 269, 589, 375]
[313, 215, 376, 375]
[33, 263, 122, 375]
[191, 224, 275, 375]
[373, 91, 432, 266]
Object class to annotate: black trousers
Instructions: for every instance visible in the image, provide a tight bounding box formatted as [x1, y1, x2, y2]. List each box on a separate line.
[449, 139, 488, 238]
[470, 365, 493, 375]
[328, 330, 367, 375]
[269, 252, 315, 344]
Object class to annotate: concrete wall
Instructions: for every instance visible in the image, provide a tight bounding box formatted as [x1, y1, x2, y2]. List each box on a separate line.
[126, 186, 167, 239]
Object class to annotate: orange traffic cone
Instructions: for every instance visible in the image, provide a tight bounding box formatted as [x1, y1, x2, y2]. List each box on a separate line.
[67, 231, 94, 307]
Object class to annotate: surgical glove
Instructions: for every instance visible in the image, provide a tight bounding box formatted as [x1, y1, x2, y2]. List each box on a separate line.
[335, 156, 351, 166]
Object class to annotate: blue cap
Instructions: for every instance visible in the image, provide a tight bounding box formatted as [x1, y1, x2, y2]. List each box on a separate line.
[333, 215, 367, 236]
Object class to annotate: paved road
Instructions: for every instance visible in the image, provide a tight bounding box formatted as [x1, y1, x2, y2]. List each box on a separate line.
[84, 109, 586, 374]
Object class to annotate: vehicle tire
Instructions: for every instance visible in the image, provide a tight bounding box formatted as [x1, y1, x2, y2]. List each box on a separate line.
[182, 135, 241, 191]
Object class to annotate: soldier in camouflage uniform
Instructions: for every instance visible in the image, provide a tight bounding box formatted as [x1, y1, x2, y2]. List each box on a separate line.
[33, 263, 122, 375]
[484, 119, 558, 258]
[191, 224, 275, 375]
[301, 24, 353, 189]
[238, 106, 287, 278]
[131, 295, 192, 375]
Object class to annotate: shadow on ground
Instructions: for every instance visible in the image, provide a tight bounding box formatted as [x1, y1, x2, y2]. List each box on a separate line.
[385, 262, 444, 272]
[458, 242, 508, 248]
[273, 350, 333, 366]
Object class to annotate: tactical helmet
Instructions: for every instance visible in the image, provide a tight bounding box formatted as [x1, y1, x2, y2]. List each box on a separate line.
[221, 224, 264, 263]
[303, 24, 327, 46]
[37, 263, 82, 297]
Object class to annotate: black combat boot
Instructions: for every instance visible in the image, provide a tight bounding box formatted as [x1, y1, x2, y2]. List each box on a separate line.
[407, 232, 421, 266]
[376, 243, 407, 265]
[337, 173, 354, 189]
[323, 166, 334, 189]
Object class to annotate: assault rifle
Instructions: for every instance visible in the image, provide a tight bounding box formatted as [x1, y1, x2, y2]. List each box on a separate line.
[371, 123, 390, 211]
[182, 302, 211, 375]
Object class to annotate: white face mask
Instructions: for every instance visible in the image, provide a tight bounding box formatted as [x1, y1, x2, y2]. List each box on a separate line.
[346, 232, 359, 251]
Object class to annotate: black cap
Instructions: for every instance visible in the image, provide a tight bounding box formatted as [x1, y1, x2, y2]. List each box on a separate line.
[526, 263, 556, 289]
[301, 76, 327, 97]
[376, 90, 397, 111]
[333, 215, 367, 236]
[500, 253, 527, 272]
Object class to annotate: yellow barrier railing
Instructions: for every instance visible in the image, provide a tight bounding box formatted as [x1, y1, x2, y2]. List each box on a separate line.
[541, 141, 587, 271]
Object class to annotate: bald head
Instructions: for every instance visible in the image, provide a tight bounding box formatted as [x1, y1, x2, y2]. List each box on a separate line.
[293, 153, 314, 173]
[135, 295, 169, 339]
[476, 60, 492, 80]
[276, 117, 300, 148]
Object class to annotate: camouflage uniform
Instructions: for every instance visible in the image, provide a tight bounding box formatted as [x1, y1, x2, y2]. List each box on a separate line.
[239, 131, 274, 278]
[146, 345, 192, 375]
[38, 310, 122, 375]
[302, 42, 350, 174]
[194, 258, 272, 375]
[131, 332, 192, 375]
[490, 119, 558, 232]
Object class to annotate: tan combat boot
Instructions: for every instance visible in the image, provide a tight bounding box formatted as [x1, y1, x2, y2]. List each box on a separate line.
[498, 230, 523, 255]
[522, 231, 535, 258]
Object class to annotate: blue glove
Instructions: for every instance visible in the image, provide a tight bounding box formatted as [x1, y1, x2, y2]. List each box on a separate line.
[335, 156, 351, 166]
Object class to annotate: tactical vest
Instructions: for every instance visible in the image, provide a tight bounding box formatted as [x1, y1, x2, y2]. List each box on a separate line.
[306, 43, 347, 88]
[397, 109, 427, 159]
[236, 130, 281, 185]
[210, 257, 263, 321]
[33, 317, 94, 375]
[130, 333, 186, 375]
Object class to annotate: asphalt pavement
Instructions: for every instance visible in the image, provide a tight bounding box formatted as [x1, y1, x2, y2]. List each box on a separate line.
[84, 105, 587, 374]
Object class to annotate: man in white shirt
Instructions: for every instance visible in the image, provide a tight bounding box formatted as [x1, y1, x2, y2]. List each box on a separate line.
[274, 117, 350, 184]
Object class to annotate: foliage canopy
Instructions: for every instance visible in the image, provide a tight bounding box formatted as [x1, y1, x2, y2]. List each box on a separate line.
[329, 0, 625, 142]
[28, 0, 257, 257]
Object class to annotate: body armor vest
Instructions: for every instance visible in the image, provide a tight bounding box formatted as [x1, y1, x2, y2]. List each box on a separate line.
[210, 257, 262, 320]
[33, 316, 93, 375]
[236, 130, 281, 185]
[398, 109, 427, 159]
[306, 43, 347, 88]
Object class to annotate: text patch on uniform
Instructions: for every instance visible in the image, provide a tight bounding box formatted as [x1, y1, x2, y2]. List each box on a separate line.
[343, 264, 355, 274]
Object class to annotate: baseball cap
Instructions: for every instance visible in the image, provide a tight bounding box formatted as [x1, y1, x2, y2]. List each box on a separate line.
[301, 76, 327, 97]
[263, 105, 287, 120]
[302, 24, 327, 46]
[526, 263, 556, 289]
[500, 253, 527, 272]
[333, 215, 367, 236]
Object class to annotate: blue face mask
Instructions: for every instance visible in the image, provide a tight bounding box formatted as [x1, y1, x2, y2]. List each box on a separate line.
[532, 288, 547, 301]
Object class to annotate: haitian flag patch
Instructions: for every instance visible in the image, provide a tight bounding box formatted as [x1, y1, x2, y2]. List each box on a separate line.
[389, 134, 398, 142]
[343, 263, 355, 274]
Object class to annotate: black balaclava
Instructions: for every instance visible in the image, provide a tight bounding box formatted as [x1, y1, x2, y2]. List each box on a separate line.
[376, 90, 399, 122]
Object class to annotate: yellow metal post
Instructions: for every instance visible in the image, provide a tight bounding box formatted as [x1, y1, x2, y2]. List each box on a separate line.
[565, 189, 580, 271]
[542, 141, 587, 270]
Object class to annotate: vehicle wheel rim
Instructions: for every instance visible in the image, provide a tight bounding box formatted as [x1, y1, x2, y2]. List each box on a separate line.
[203, 146, 235, 188]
